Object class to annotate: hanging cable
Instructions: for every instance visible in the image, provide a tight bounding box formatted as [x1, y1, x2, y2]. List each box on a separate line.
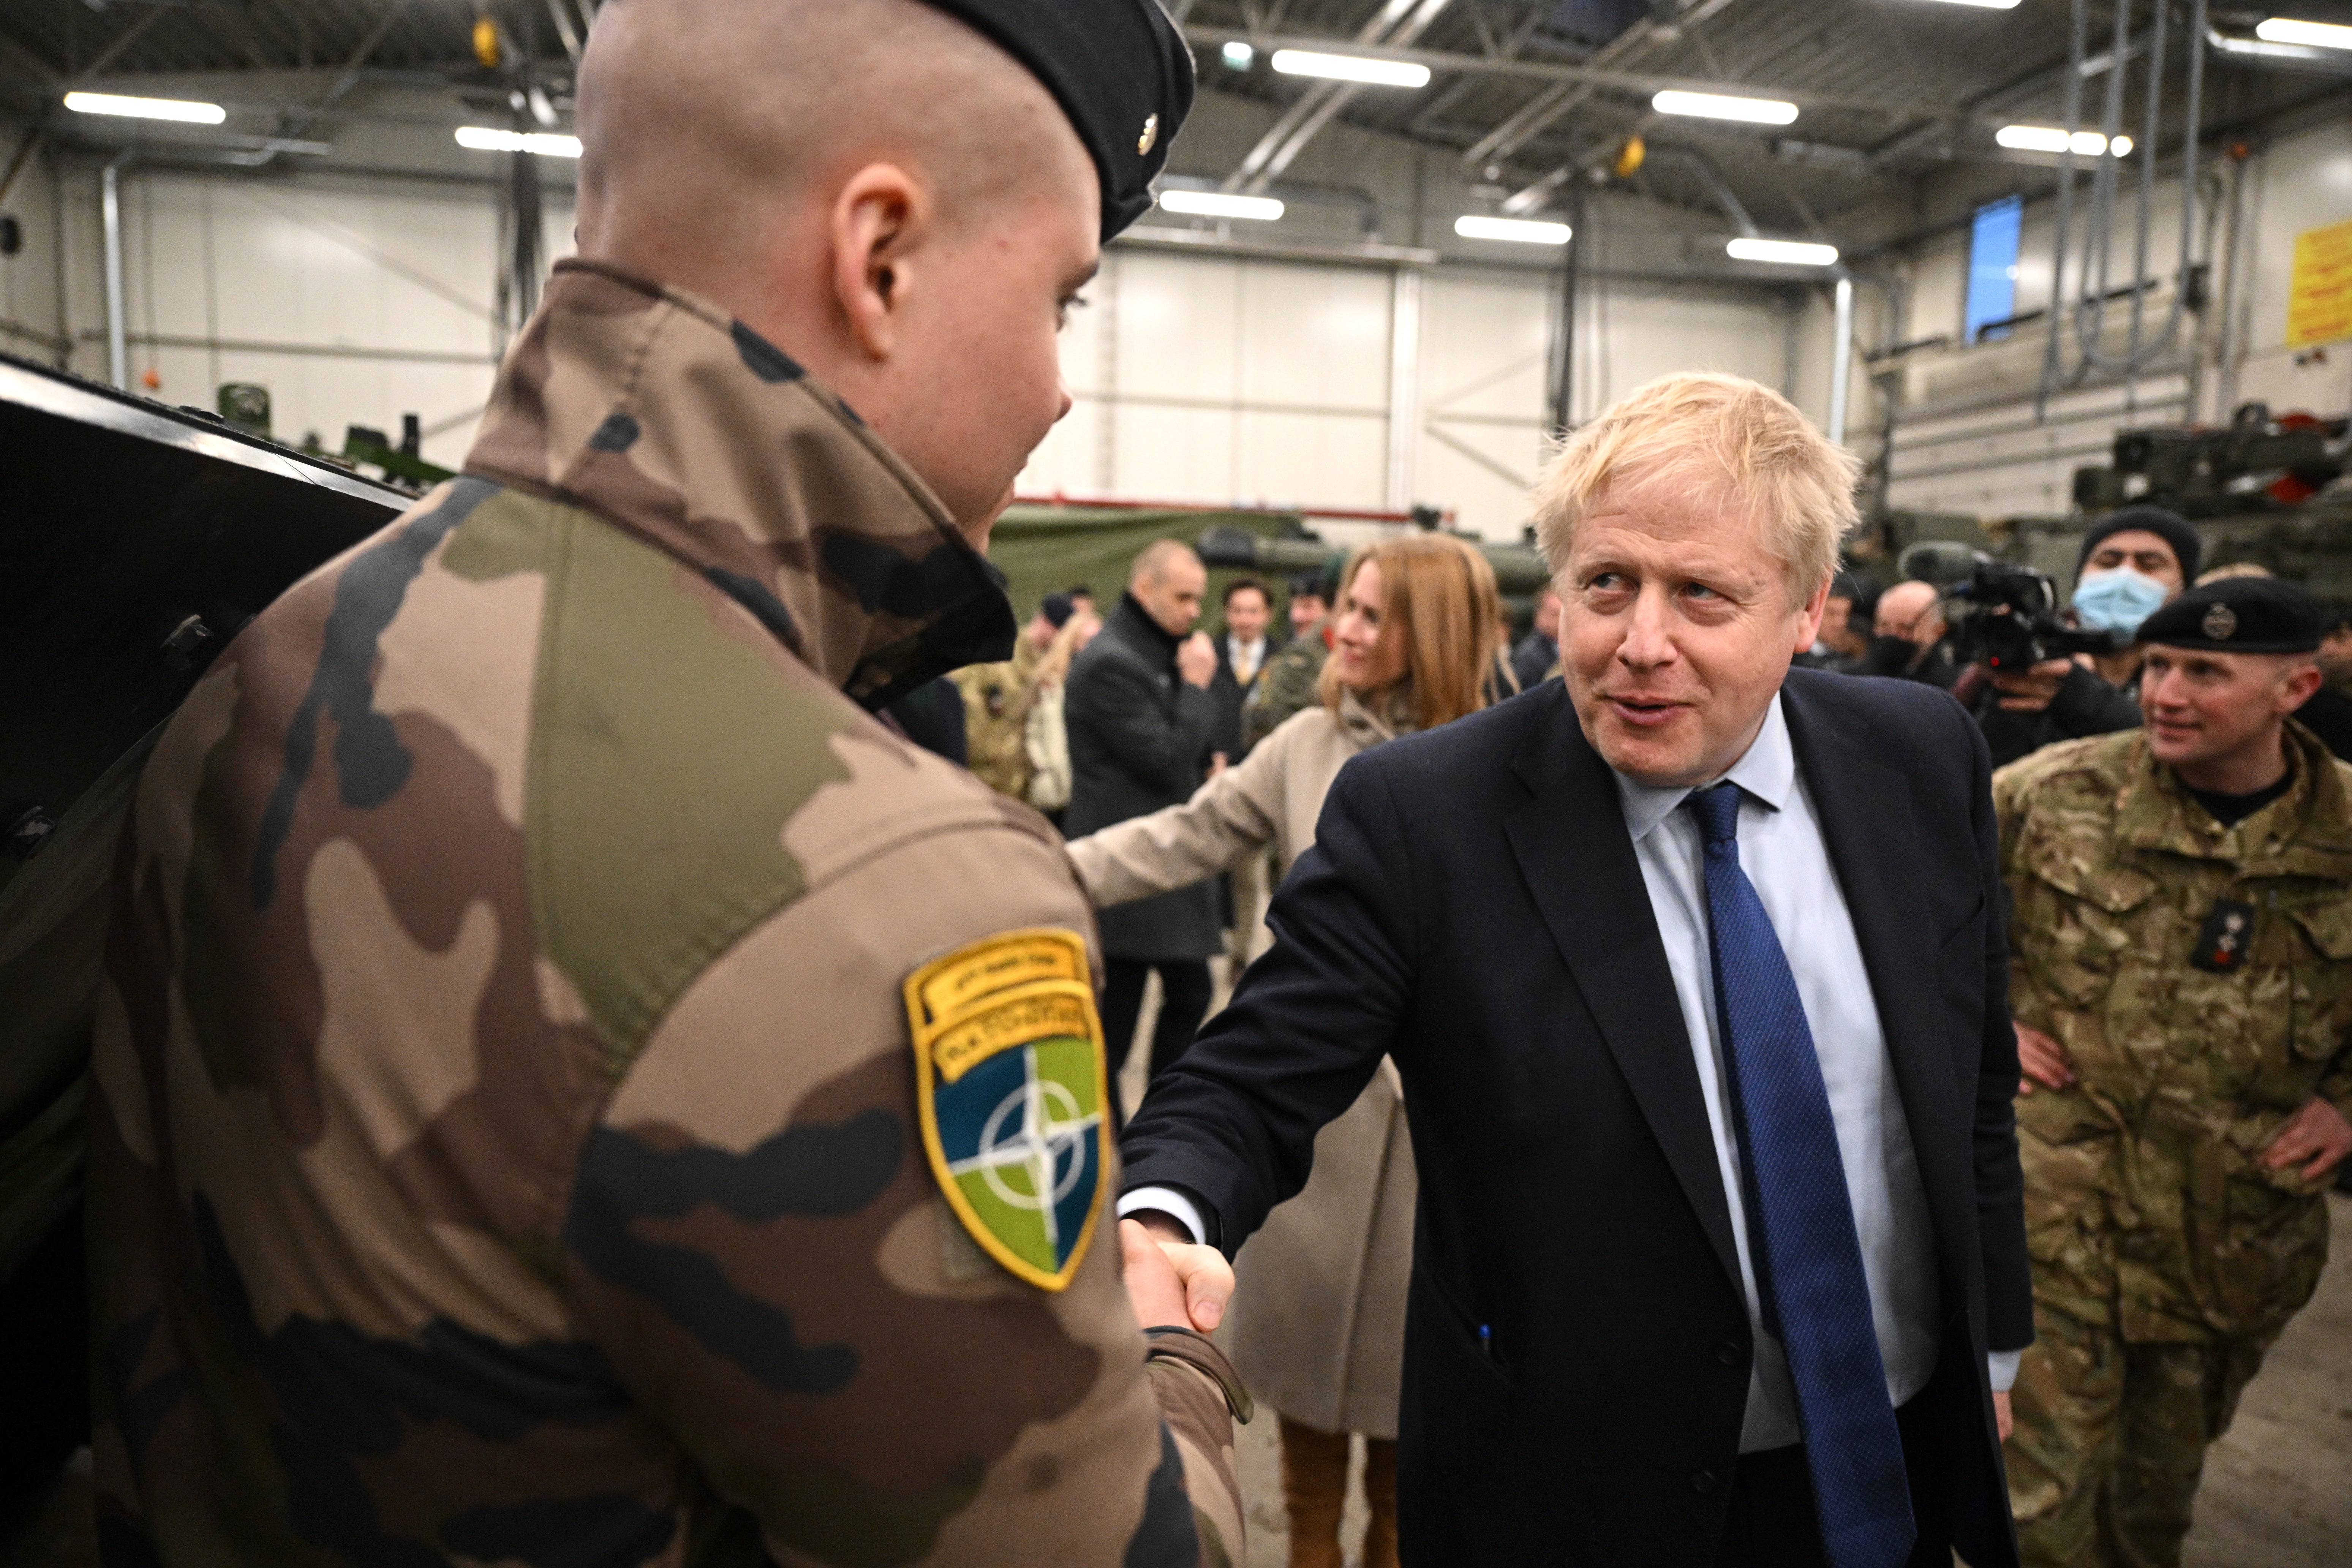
[2040, 0, 2208, 413]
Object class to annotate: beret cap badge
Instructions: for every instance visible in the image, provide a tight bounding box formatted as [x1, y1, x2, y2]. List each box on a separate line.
[1138, 113, 1159, 155]
[2203, 602, 2238, 640]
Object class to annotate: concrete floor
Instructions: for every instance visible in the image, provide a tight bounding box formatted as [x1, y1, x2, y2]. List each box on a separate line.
[1204, 1193, 2352, 1568]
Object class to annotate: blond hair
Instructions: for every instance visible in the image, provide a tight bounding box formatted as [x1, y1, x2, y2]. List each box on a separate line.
[1318, 534, 1504, 730]
[1531, 372, 1860, 603]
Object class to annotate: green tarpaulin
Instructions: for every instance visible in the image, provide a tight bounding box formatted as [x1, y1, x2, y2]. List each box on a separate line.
[985, 504, 1328, 631]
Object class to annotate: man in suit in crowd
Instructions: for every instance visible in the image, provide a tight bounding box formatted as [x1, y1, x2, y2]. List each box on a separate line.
[1122, 371, 2032, 1567]
[1210, 575, 1276, 763]
[1066, 539, 1224, 1095]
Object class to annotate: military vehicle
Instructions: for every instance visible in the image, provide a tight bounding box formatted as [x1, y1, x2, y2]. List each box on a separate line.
[0, 351, 406, 1505]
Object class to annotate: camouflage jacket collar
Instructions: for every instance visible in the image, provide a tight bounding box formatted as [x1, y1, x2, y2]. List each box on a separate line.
[464, 259, 1015, 710]
[2119, 720, 2352, 874]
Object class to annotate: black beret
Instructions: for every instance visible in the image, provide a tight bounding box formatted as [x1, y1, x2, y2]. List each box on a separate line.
[1040, 591, 1076, 628]
[917, 0, 1195, 240]
[2077, 504, 2202, 585]
[2137, 577, 2322, 654]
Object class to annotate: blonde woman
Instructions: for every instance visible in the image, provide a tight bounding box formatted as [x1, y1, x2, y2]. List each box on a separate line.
[1066, 534, 1504, 1568]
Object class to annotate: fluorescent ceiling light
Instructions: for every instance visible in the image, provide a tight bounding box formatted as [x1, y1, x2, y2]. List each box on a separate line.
[455, 126, 583, 157]
[1271, 49, 1432, 88]
[1157, 190, 1284, 221]
[64, 91, 225, 125]
[1222, 40, 1255, 70]
[2257, 17, 2352, 49]
[1652, 89, 1798, 126]
[1455, 215, 1572, 245]
[1728, 237, 1840, 267]
[1996, 124, 2131, 156]
[1910, 0, 2021, 7]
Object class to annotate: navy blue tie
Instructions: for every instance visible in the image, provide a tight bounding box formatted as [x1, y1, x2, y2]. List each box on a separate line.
[1685, 783, 1913, 1568]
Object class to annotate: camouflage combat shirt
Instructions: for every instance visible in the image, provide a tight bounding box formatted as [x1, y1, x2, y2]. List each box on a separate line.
[1239, 624, 1325, 752]
[952, 637, 1042, 803]
[87, 259, 1244, 1568]
[1995, 722, 2352, 1343]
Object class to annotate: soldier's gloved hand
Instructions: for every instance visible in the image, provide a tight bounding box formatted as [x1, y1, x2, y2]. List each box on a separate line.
[2014, 1022, 2075, 1095]
[1119, 1216, 1234, 1334]
[2257, 1095, 2352, 1183]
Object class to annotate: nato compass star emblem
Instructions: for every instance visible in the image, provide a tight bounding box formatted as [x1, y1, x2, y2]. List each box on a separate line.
[904, 928, 1111, 1290]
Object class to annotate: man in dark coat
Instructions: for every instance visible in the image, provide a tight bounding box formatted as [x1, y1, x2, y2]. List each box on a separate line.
[1208, 576, 1276, 764]
[1122, 372, 2030, 1568]
[1066, 538, 1223, 1094]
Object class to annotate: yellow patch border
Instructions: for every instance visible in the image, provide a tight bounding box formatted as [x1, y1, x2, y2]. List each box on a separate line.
[904, 927, 1111, 1292]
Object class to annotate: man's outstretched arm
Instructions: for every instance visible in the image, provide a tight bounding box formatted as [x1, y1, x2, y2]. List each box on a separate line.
[1119, 748, 1418, 1253]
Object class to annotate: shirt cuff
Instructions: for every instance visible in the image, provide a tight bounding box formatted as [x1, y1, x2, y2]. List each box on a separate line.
[1987, 1350, 2023, 1394]
[1118, 1186, 1206, 1247]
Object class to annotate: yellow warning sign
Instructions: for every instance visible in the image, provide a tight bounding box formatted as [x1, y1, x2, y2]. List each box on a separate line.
[2286, 217, 2352, 348]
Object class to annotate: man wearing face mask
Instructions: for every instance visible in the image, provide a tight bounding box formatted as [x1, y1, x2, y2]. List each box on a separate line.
[1972, 507, 2199, 769]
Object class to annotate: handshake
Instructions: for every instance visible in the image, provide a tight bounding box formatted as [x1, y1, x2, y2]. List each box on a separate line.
[1120, 1211, 1233, 1333]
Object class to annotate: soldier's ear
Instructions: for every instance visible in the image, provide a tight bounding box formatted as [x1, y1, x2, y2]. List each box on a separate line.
[830, 162, 926, 360]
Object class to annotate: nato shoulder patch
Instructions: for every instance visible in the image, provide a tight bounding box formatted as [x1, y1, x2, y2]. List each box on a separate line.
[904, 928, 1110, 1291]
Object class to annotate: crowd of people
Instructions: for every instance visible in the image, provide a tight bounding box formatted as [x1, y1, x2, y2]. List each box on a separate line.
[934, 391, 2352, 1568]
[74, 2, 2352, 1562]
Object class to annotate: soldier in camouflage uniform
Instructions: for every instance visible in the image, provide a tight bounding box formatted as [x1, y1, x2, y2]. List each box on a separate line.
[955, 625, 1045, 801]
[1993, 577, 2352, 1568]
[84, 3, 1250, 1566]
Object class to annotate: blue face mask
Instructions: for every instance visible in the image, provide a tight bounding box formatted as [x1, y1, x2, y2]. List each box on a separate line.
[2071, 566, 2171, 639]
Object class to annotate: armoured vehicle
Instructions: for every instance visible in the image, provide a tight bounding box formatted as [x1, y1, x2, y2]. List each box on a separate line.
[0, 351, 405, 1503]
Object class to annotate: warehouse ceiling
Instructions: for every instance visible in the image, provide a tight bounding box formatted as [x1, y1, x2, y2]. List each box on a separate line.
[1, 0, 2347, 247]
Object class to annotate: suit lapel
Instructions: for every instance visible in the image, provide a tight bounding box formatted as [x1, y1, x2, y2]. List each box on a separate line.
[1504, 690, 1743, 1294]
[1780, 677, 1969, 1228]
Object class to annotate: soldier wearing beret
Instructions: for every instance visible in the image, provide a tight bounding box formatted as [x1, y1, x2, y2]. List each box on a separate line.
[84, 3, 1250, 1565]
[1993, 577, 2352, 1567]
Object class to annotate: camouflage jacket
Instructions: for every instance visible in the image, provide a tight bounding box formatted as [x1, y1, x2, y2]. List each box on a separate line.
[87, 259, 1244, 1568]
[952, 637, 1042, 802]
[1239, 624, 1326, 752]
[1994, 723, 2352, 1342]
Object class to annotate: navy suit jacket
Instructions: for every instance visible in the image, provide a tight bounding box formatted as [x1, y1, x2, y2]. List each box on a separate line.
[1121, 669, 2032, 1566]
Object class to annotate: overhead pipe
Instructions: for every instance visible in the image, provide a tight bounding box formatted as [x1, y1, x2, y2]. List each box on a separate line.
[101, 152, 131, 390]
[1829, 273, 1854, 446]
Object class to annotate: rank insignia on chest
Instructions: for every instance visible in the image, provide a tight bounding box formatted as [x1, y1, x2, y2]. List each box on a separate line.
[904, 928, 1110, 1290]
[2191, 898, 2257, 973]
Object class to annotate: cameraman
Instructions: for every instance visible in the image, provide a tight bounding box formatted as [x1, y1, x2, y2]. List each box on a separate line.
[1973, 506, 2199, 768]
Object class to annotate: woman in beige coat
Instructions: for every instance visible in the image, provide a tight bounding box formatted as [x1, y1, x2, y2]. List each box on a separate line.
[1065, 534, 1504, 1568]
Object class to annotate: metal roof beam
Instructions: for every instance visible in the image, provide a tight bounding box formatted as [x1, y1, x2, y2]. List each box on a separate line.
[1221, 0, 1452, 195]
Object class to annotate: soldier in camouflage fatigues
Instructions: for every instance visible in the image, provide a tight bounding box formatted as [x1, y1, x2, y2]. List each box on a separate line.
[87, 253, 1246, 1568]
[1995, 682, 2352, 1561]
[1241, 626, 1326, 752]
[953, 634, 1044, 801]
[84, 0, 1250, 1555]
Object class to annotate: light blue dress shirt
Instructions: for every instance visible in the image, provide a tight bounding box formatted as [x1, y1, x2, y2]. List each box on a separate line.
[1620, 692, 2015, 1451]
[1124, 692, 2019, 1435]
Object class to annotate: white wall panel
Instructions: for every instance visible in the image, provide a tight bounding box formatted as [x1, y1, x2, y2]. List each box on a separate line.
[1235, 410, 1390, 510]
[1235, 263, 1389, 412]
[1110, 403, 1238, 503]
[1111, 250, 1239, 403]
[1416, 269, 1552, 539]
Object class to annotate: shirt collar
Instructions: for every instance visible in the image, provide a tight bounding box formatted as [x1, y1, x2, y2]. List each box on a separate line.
[1611, 691, 1796, 843]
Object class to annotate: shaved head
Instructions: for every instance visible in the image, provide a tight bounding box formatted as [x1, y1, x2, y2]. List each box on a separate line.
[577, 0, 1079, 266]
[572, 0, 1101, 541]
